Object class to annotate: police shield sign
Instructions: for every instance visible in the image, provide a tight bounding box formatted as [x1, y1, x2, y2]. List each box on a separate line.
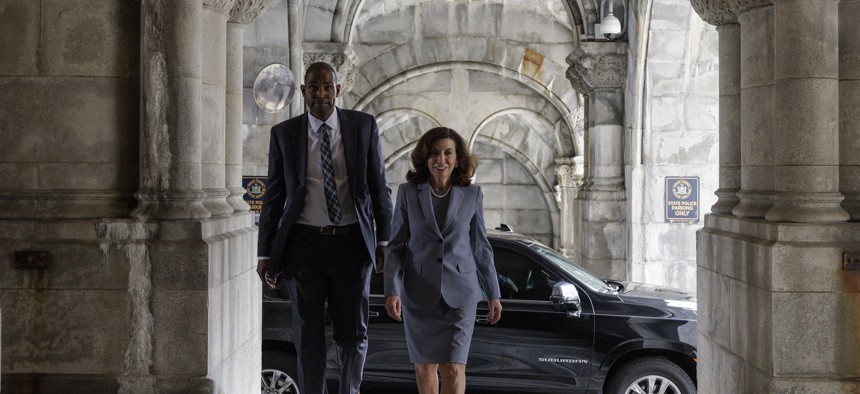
[665, 176, 699, 224]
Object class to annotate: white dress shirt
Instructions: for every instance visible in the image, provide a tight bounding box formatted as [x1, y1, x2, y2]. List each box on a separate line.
[298, 108, 358, 227]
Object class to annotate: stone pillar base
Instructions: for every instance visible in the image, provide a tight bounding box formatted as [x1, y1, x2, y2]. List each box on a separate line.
[0, 214, 258, 394]
[202, 188, 234, 217]
[1, 375, 219, 394]
[227, 186, 251, 211]
[731, 190, 772, 218]
[697, 213, 860, 394]
[765, 192, 849, 223]
[575, 189, 627, 279]
[132, 190, 211, 220]
[0, 191, 135, 219]
[710, 187, 740, 214]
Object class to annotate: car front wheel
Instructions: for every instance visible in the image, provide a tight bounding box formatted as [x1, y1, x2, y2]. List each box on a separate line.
[605, 356, 696, 394]
[262, 350, 301, 394]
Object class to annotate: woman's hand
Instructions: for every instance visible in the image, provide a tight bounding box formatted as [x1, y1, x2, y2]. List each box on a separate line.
[487, 299, 502, 324]
[385, 296, 402, 321]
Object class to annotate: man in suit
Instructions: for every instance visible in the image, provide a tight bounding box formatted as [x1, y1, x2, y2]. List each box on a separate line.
[257, 61, 393, 394]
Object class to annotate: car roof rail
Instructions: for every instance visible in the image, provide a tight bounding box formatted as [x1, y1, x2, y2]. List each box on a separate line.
[495, 223, 513, 232]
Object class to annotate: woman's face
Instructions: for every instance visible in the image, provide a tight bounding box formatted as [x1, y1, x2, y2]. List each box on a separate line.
[427, 138, 457, 184]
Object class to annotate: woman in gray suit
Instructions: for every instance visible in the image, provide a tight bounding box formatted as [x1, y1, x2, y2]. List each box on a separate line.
[384, 127, 502, 394]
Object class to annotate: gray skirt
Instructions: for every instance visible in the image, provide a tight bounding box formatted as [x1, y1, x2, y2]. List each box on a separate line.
[402, 298, 478, 364]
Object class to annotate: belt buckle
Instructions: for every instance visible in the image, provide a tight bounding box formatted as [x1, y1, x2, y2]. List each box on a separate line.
[320, 226, 336, 235]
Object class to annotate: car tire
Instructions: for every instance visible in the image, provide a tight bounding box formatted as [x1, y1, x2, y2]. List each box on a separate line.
[605, 356, 696, 394]
[261, 350, 301, 394]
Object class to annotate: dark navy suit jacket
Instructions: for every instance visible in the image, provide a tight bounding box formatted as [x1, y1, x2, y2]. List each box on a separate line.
[257, 109, 393, 277]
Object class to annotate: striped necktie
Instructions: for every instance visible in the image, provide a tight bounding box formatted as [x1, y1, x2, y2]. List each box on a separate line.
[318, 123, 342, 225]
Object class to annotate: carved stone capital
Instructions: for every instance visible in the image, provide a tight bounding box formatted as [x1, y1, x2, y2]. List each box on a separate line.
[203, 0, 235, 15]
[229, 0, 270, 25]
[303, 42, 359, 93]
[733, 0, 772, 14]
[691, 0, 771, 25]
[566, 42, 627, 94]
[555, 156, 584, 189]
[691, 0, 738, 25]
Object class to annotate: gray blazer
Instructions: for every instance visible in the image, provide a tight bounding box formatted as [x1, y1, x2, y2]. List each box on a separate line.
[257, 109, 393, 277]
[384, 182, 501, 310]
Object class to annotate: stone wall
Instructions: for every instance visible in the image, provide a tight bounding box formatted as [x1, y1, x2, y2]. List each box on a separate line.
[0, 1, 262, 392]
[242, 0, 296, 177]
[626, 0, 719, 292]
[0, 1, 142, 390]
[698, 216, 860, 393]
[692, 0, 860, 392]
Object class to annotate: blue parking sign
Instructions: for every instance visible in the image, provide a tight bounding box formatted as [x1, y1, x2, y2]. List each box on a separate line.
[243, 176, 267, 213]
[665, 177, 699, 223]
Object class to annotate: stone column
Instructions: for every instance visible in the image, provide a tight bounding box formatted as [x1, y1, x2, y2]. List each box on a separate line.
[689, 2, 741, 214]
[842, 0, 860, 219]
[732, 1, 774, 218]
[199, 0, 235, 217]
[226, 0, 269, 211]
[566, 42, 627, 279]
[133, 0, 210, 220]
[555, 156, 584, 259]
[130, 2, 261, 393]
[766, 0, 847, 222]
[694, 1, 860, 393]
[288, 0, 304, 116]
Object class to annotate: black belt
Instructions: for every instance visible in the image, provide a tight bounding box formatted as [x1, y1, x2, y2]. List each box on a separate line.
[295, 222, 360, 235]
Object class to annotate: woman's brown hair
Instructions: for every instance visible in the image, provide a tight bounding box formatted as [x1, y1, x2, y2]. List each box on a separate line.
[406, 127, 478, 187]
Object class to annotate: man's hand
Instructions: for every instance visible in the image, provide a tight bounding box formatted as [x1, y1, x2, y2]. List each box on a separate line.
[487, 299, 502, 324]
[374, 244, 385, 273]
[256, 259, 282, 288]
[384, 296, 402, 321]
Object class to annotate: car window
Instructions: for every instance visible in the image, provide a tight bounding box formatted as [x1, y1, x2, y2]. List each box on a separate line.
[493, 247, 558, 301]
[527, 242, 613, 293]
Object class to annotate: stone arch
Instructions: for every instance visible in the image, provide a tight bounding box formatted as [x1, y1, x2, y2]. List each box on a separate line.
[342, 0, 579, 45]
[470, 107, 567, 156]
[351, 61, 580, 157]
[350, 55, 576, 116]
[330, 0, 361, 42]
[316, 0, 600, 49]
[468, 108, 561, 214]
[375, 107, 441, 166]
[472, 134, 556, 202]
[473, 133, 560, 246]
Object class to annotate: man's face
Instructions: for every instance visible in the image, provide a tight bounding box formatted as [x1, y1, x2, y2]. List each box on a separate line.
[301, 67, 340, 120]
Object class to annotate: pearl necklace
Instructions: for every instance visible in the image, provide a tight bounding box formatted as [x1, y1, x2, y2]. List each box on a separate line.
[430, 185, 451, 198]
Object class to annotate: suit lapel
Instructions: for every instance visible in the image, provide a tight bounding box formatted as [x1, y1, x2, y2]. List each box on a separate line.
[338, 110, 357, 191]
[442, 186, 464, 232]
[294, 115, 309, 188]
[417, 183, 442, 237]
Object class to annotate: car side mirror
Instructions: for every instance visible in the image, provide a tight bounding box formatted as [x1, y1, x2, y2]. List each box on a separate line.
[550, 282, 582, 318]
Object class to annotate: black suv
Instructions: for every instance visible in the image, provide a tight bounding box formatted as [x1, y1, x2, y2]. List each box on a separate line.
[261, 230, 698, 394]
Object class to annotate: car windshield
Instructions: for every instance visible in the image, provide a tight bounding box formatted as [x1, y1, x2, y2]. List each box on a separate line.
[527, 242, 614, 293]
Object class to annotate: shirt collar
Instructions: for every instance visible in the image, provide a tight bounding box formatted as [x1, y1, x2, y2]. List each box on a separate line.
[308, 108, 339, 134]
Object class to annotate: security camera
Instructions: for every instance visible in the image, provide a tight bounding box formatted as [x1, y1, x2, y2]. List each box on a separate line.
[600, 12, 621, 40]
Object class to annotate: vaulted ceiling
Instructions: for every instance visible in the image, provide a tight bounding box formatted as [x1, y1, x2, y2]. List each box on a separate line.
[302, 0, 599, 187]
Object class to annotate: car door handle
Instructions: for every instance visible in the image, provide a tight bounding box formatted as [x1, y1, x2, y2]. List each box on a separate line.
[369, 311, 380, 317]
[475, 315, 489, 324]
